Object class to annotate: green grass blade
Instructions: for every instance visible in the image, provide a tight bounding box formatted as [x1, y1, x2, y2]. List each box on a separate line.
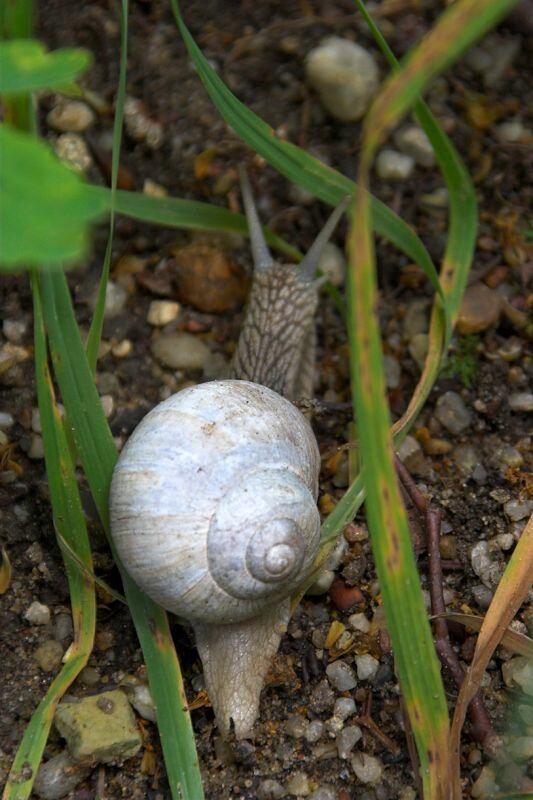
[169, 0, 443, 301]
[40, 269, 204, 800]
[3, 274, 96, 800]
[85, 0, 128, 372]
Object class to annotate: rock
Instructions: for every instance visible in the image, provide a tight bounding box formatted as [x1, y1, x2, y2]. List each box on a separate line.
[34, 640, 64, 672]
[24, 601, 51, 626]
[54, 689, 142, 763]
[151, 332, 210, 371]
[376, 149, 415, 181]
[100, 395, 114, 419]
[47, 100, 94, 133]
[472, 584, 494, 609]
[143, 178, 168, 197]
[470, 541, 503, 589]
[355, 654, 379, 682]
[351, 752, 383, 784]
[408, 333, 429, 370]
[305, 719, 325, 743]
[453, 444, 484, 479]
[121, 676, 157, 723]
[502, 656, 533, 694]
[54, 133, 92, 173]
[285, 771, 311, 796]
[336, 725, 362, 759]
[257, 779, 285, 800]
[3, 319, 28, 343]
[508, 392, 533, 413]
[466, 34, 520, 88]
[308, 788, 336, 800]
[403, 299, 431, 338]
[171, 238, 250, 313]
[89, 281, 127, 319]
[305, 37, 379, 122]
[504, 498, 533, 522]
[439, 535, 458, 560]
[147, 300, 181, 326]
[309, 679, 335, 713]
[333, 697, 356, 720]
[394, 126, 435, 167]
[123, 96, 163, 149]
[348, 612, 370, 633]
[471, 766, 499, 798]
[456, 282, 500, 334]
[396, 435, 433, 480]
[325, 660, 357, 691]
[434, 391, 472, 435]
[27, 434, 44, 460]
[383, 354, 401, 389]
[508, 736, 533, 761]
[0, 412, 14, 428]
[306, 568, 335, 595]
[495, 120, 529, 143]
[31, 408, 42, 433]
[285, 714, 309, 738]
[33, 750, 92, 800]
[318, 242, 346, 287]
[78, 666, 101, 687]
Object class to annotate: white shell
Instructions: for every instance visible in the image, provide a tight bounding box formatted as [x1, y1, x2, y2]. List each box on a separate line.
[109, 379, 321, 625]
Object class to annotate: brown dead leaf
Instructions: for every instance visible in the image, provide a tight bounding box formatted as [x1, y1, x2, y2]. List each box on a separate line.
[436, 612, 533, 658]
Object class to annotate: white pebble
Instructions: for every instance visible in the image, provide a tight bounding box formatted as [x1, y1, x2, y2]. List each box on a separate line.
[3, 319, 28, 343]
[325, 660, 357, 691]
[333, 696, 356, 720]
[394, 126, 435, 167]
[351, 752, 383, 784]
[508, 392, 533, 413]
[355, 654, 379, 682]
[285, 714, 309, 738]
[55, 133, 93, 173]
[434, 391, 472, 435]
[100, 395, 114, 419]
[495, 120, 528, 143]
[348, 612, 370, 633]
[336, 724, 362, 759]
[28, 434, 45, 460]
[151, 332, 210, 371]
[31, 408, 42, 433]
[0, 412, 15, 429]
[305, 37, 379, 122]
[308, 788, 336, 800]
[147, 300, 181, 327]
[24, 601, 51, 626]
[305, 719, 325, 743]
[376, 148, 414, 181]
[285, 771, 311, 796]
[47, 100, 95, 133]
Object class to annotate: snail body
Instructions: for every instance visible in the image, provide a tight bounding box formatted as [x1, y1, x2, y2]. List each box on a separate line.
[109, 169, 348, 737]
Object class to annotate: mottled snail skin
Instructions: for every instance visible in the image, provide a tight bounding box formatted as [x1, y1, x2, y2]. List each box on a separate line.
[109, 169, 347, 738]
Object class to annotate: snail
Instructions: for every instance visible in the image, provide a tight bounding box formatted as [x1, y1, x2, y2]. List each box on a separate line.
[109, 168, 348, 738]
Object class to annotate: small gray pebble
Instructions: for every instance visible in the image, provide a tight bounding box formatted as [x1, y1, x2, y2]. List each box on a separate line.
[508, 393, 533, 413]
[304, 719, 325, 743]
[78, 666, 101, 687]
[285, 714, 309, 738]
[472, 584, 494, 609]
[257, 779, 285, 800]
[285, 771, 311, 796]
[333, 696, 356, 720]
[394, 126, 435, 167]
[383, 354, 401, 389]
[34, 640, 64, 672]
[434, 391, 472, 435]
[326, 660, 357, 691]
[337, 724, 363, 759]
[351, 752, 383, 784]
[33, 750, 91, 799]
[376, 148, 414, 181]
[3, 319, 28, 343]
[309, 679, 335, 713]
[308, 787, 336, 800]
[24, 601, 51, 626]
[355, 654, 379, 682]
[54, 613, 73, 642]
[504, 498, 533, 522]
[0, 411, 15, 428]
[28, 434, 45, 460]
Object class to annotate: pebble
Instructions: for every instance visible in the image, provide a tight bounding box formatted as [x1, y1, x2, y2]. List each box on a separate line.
[285, 714, 309, 738]
[355, 654, 379, 682]
[54, 133, 92, 173]
[466, 34, 520, 87]
[257, 779, 285, 800]
[3, 319, 28, 343]
[508, 392, 533, 413]
[33, 750, 92, 800]
[325, 660, 357, 691]
[508, 736, 533, 761]
[151, 332, 210, 371]
[112, 339, 132, 358]
[31, 408, 42, 433]
[434, 391, 472, 435]
[495, 120, 529, 143]
[121, 675, 157, 723]
[351, 752, 383, 784]
[408, 333, 429, 370]
[383, 354, 401, 389]
[318, 242, 346, 287]
[470, 541, 503, 589]
[396, 434, 433, 480]
[0, 412, 14, 428]
[504, 498, 533, 522]
[306, 568, 335, 595]
[24, 600, 51, 625]
[97, 371, 120, 395]
[394, 126, 435, 167]
[453, 444, 485, 480]
[78, 666, 101, 687]
[305, 37, 379, 122]
[336, 725, 362, 759]
[403, 298, 430, 337]
[348, 612, 370, 633]
[490, 443, 524, 474]
[456, 282, 501, 334]
[100, 394, 114, 419]
[309, 679, 335, 713]
[147, 300, 181, 327]
[502, 656, 533, 694]
[47, 100, 95, 133]
[34, 640, 64, 672]
[333, 696, 356, 720]
[304, 719, 325, 743]
[471, 765, 498, 798]
[285, 771, 311, 796]
[54, 689, 142, 763]
[123, 96, 163, 149]
[308, 789, 336, 800]
[472, 584, 494, 609]
[27, 434, 45, 459]
[376, 149, 415, 181]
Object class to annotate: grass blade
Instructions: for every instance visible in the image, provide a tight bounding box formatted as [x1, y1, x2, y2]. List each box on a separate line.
[3, 274, 96, 800]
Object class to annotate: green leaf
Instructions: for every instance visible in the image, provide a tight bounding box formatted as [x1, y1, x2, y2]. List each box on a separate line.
[0, 124, 108, 269]
[0, 39, 91, 94]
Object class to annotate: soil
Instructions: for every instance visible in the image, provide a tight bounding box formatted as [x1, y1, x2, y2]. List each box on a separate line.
[1, 2, 532, 799]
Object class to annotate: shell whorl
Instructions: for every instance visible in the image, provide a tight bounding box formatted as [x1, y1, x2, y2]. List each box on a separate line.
[109, 380, 320, 625]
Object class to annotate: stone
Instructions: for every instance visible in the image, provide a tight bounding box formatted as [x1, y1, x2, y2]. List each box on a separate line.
[309, 679, 335, 713]
[317, 242, 346, 287]
[434, 391, 472, 435]
[456, 282, 500, 334]
[54, 689, 142, 763]
[305, 719, 325, 743]
[394, 126, 435, 167]
[325, 660, 357, 691]
[285, 714, 309, 738]
[78, 667, 101, 687]
[502, 657, 533, 695]
[147, 300, 181, 327]
[453, 444, 484, 478]
[31, 408, 42, 433]
[28, 434, 45, 460]
[509, 736, 533, 761]
[355, 654, 379, 682]
[55, 133, 92, 173]
[508, 392, 533, 413]
[351, 752, 383, 783]
[308, 789, 336, 800]
[348, 612, 370, 633]
[151, 332, 210, 371]
[47, 101, 94, 133]
[100, 395, 114, 419]
[121, 676, 157, 723]
[376, 149, 415, 181]
[0, 412, 14, 428]
[34, 640, 64, 672]
[24, 601, 51, 626]
[403, 298, 430, 337]
[3, 319, 28, 343]
[470, 541, 503, 589]
[33, 750, 92, 800]
[336, 725, 362, 759]
[333, 697, 356, 720]
[305, 37, 379, 122]
[408, 333, 429, 370]
[495, 120, 529, 143]
[285, 771, 311, 796]
[471, 766, 498, 798]
[383, 354, 401, 389]
[257, 779, 285, 800]
[504, 498, 533, 522]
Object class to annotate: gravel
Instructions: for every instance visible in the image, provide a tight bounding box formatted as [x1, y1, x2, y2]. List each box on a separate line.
[325, 660, 357, 691]
[434, 391, 472, 435]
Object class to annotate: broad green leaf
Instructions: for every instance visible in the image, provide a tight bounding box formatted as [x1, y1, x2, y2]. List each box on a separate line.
[0, 124, 108, 268]
[0, 39, 91, 93]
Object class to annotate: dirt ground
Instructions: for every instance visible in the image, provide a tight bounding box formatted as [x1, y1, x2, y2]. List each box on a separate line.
[1, 1, 532, 798]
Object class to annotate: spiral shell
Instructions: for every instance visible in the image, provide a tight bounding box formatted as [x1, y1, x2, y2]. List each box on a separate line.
[109, 379, 321, 624]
